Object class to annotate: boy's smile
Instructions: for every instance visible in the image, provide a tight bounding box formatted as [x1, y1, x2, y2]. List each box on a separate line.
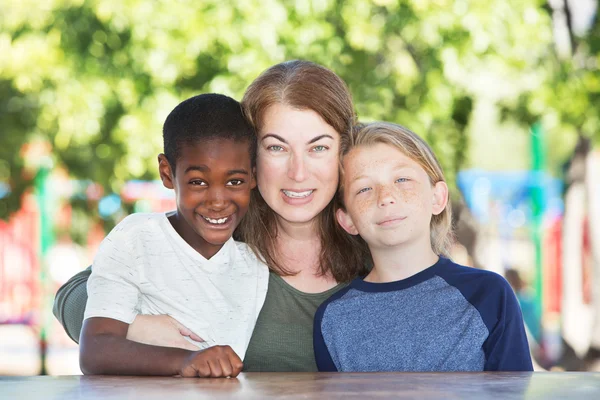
[376, 215, 408, 227]
[159, 138, 256, 259]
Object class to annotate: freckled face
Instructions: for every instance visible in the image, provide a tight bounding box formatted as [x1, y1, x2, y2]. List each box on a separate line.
[257, 103, 340, 226]
[337, 143, 442, 250]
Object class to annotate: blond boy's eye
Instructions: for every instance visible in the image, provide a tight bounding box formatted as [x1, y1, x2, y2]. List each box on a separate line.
[357, 187, 371, 194]
[396, 178, 409, 183]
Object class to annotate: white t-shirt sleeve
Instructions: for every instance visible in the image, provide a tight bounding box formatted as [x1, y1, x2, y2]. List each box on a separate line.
[84, 218, 141, 324]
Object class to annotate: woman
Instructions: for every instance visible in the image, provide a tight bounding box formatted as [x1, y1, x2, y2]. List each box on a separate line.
[53, 60, 369, 372]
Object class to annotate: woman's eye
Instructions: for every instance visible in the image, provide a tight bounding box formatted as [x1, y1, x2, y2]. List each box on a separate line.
[312, 145, 328, 152]
[267, 145, 284, 152]
[227, 179, 244, 186]
[357, 187, 371, 195]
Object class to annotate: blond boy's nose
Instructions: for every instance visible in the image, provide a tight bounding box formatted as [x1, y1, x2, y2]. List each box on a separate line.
[380, 198, 395, 207]
[378, 186, 395, 207]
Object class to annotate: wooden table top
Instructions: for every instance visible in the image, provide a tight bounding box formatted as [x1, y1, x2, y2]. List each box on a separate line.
[1, 372, 599, 399]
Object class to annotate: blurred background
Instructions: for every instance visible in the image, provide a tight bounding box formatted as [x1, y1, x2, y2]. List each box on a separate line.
[0, 0, 599, 375]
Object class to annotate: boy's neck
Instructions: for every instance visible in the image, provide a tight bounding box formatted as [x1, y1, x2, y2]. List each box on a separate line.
[365, 237, 440, 283]
[168, 213, 224, 259]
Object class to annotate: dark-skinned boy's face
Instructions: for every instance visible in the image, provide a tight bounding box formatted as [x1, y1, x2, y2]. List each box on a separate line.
[158, 138, 256, 259]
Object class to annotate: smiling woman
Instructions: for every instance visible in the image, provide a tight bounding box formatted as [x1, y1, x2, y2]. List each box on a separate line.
[240, 61, 367, 282]
[255, 104, 340, 229]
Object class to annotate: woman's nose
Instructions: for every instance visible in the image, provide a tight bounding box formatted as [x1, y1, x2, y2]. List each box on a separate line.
[287, 153, 308, 182]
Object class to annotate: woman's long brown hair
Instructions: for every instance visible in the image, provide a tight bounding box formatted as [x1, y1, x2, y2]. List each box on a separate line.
[238, 60, 369, 283]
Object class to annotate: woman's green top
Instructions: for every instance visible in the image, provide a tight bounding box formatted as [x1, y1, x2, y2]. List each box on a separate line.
[52, 268, 346, 372]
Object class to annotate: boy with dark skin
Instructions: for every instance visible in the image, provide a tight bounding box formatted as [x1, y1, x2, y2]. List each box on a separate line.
[79, 94, 267, 378]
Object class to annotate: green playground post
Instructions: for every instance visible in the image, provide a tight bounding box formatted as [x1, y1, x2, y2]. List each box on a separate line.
[34, 166, 54, 375]
[531, 122, 545, 328]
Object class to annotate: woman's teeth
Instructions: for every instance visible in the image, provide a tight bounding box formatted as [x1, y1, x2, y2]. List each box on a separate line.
[203, 216, 229, 224]
[282, 190, 313, 198]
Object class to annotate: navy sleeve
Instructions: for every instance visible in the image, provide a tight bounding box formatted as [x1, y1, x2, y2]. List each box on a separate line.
[437, 261, 534, 371]
[482, 278, 534, 371]
[313, 302, 338, 372]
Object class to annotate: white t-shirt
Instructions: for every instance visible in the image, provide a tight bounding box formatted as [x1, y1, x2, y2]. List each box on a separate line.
[84, 212, 269, 360]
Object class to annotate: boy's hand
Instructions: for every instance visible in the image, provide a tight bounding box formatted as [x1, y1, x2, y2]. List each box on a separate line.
[179, 345, 243, 378]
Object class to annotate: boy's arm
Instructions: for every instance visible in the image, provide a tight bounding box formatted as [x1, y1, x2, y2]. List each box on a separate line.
[313, 304, 338, 372]
[80, 317, 191, 375]
[483, 281, 534, 371]
[53, 266, 91, 343]
[81, 317, 243, 377]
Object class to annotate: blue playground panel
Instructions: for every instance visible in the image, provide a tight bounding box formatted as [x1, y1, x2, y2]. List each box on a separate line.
[457, 169, 564, 228]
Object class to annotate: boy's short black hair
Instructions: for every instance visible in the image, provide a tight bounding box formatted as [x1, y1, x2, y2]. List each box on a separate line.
[163, 93, 256, 174]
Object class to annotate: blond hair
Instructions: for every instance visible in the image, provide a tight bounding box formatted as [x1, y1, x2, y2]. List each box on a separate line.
[238, 60, 369, 281]
[338, 122, 454, 257]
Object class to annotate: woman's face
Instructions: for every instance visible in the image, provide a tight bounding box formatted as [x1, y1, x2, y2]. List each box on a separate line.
[257, 103, 340, 226]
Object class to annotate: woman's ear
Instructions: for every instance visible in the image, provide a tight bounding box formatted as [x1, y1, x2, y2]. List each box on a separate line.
[336, 208, 359, 235]
[431, 181, 449, 216]
[158, 154, 175, 189]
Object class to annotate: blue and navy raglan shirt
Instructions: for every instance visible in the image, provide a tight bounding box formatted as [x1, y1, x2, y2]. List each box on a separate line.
[313, 257, 533, 372]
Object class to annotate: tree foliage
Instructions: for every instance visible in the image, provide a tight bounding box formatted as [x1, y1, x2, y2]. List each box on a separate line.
[0, 0, 598, 221]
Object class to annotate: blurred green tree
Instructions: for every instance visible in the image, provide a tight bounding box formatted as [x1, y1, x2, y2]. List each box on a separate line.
[0, 0, 597, 222]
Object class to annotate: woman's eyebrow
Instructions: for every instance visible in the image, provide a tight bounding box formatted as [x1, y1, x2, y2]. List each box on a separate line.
[261, 133, 334, 144]
[307, 134, 334, 144]
[261, 133, 287, 143]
